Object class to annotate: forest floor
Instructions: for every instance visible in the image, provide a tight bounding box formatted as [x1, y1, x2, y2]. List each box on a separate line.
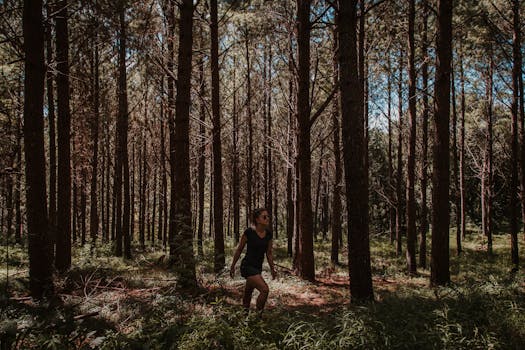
[1, 229, 525, 349]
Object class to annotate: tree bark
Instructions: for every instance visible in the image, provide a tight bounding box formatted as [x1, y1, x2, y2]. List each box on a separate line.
[405, 0, 417, 274]
[331, 27, 342, 265]
[115, 0, 131, 259]
[387, 54, 395, 245]
[483, 55, 494, 255]
[55, 0, 72, 272]
[90, 21, 100, 245]
[419, 0, 429, 269]
[396, 50, 404, 257]
[139, 135, 146, 249]
[431, 0, 452, 286]
[266, 44, 274, 236]
[245, 33, 253, 225]
[197, 31, 206, 254]
[232, 54, 240, 245]
[296, 0, 315, 281]
[339, 0, 374, 300]
[313, 144, 324, 240]
[170, 0, 197, 289]
[287, 41, 295, 258]
[511, 0, 520, 268]
[151, 163, 157, 244]
[451, 61, 461, 255]
[15, 115, 22, 245]
[211, 0, 225, 272]
[45, 3, 56, 230]
[23, 0, 54, 298]
[80, 169, 87, 246]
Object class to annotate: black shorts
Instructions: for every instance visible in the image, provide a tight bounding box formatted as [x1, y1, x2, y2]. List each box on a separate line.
[240, 260, 262, 278]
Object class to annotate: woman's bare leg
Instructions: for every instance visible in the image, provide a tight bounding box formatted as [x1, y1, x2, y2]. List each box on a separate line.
[242, 279, 255, 309]
[246, 274, 269, 311]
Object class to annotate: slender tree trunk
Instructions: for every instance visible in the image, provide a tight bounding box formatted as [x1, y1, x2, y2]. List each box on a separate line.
[296, 0, 315, 281]
[321, 177, 328, 241]
[116, 0, 131, 259]
[211, 0, 225, 272]
[80, 170, 86, 245]
[130, 143, 136, 242]
[100, 139, 106, 240]
[430, 0, 452, 286]
[197, 39, 206, 255]
[419, 0, 429, 269]
[151, 163, 157, 244]
[45, 3, 57, 230]
[158, 79, 164, 244]
[274, 169, 279, 239]
[105, 123, 112, 242]
[511, 0, 520, 268]
[459, 46, 466, 241]
[484, 55, 494, 255]
[396, 50, 404, 257]
[405, 0, 417, 274]
[245, 33, 253, 224]
[313, 144, 324, 241]
[232, 54, 240, 245]
[55, 0, 72, 271]
[23, 0, 54, 297]
[72, 178, 78, 244]
[209, 159, 214, 238]
[15, 115, 22, 245]
[520, 10, 525, 244]
[170, 0, 197, 288]
[146, 175, 151, 243]
[5, 133, 14, 244]
[331, 28, 342, 265]
[287, 42, 295, 258]
[160, 89, 168, 248]
[293, 150, 300, 269]
[90, 24, 100, 246]
[165, 0, 175, 253]
[267, 44, 274, 234]
[358, 0, 367, 192]
[139, 135, 146, 249]
[451, 62, 461, 255]
[387, 54, 395, 245]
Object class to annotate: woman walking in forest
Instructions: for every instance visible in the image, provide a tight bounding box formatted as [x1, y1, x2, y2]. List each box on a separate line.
[230, 208, 277, 317]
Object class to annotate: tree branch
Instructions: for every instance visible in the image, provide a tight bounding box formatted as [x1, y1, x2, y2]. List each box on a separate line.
[309, 86, 338, 129]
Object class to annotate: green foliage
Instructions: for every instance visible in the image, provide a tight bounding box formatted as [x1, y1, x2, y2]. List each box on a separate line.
[1, 234, 525, 349]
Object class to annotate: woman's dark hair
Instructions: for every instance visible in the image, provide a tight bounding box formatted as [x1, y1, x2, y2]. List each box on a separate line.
[251, 208, 268, 225]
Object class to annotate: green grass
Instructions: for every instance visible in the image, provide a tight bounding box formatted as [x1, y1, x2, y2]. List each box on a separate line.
[1, 230, 524, 349]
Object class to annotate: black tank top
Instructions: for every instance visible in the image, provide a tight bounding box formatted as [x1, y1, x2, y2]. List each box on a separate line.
[242, 227, 273, 269]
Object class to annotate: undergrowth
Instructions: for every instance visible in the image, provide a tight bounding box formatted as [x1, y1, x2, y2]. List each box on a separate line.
[0, 231, 524, 349]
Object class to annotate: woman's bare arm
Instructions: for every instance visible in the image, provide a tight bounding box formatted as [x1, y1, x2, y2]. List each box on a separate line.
[266, 240, 277, 279]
